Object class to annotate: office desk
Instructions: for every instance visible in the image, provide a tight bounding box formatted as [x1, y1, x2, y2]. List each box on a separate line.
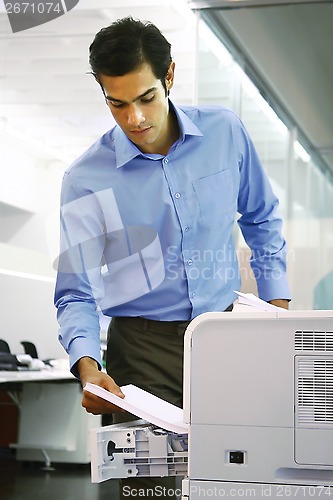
[0, 369, 101, 467]
[0, 368, 75, 384]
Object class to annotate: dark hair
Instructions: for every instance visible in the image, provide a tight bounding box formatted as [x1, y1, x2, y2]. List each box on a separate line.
[89, 17, 172, 93]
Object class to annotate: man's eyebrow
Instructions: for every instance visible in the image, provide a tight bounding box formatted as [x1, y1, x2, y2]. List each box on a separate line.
[105, 87, 157, 103]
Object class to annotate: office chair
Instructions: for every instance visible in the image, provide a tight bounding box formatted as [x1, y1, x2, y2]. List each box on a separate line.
[0, 339, 11, 353]
[21, 341, 38, 359]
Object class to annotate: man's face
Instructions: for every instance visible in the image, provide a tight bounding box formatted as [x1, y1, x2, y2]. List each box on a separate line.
[99, 62, 175, 155]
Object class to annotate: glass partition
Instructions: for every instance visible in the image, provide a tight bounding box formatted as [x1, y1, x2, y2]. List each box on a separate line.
[196, 18, 333, 309]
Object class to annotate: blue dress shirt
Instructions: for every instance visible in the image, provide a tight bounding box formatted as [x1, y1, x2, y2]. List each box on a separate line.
[54, 101, 291, 373]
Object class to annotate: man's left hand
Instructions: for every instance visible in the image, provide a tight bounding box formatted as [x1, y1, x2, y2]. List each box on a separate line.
[269, 299, 289, 310]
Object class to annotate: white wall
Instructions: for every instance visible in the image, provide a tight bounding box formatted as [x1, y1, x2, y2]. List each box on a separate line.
[0, 133, 66, 359]
[0, 272, 64, 360]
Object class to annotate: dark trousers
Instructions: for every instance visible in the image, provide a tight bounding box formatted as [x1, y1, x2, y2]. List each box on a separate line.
[106, 309, 232, 499]
[106, 316, 190, 499]
[106, 316, 190, 407]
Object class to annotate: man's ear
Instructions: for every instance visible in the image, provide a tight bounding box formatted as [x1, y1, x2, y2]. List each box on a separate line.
[165, 61, 175, 94]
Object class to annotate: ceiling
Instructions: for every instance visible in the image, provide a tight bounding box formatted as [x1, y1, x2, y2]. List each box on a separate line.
[0, 0, 197, 164]
[0, 0, 332, 178]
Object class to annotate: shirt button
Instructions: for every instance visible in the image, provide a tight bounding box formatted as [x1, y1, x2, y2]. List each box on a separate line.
[164, 158, 169, 164]
[185, 227, 189, 232]
[192, 292, 196, 298]
[188, 259, 193, 266]
[175, 192, 181, 199]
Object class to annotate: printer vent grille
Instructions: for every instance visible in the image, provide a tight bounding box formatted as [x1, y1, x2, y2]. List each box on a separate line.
[295, 331, 333, 352]
[297, 358, 333, 424]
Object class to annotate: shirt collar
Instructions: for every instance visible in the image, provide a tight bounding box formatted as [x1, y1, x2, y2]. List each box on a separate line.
[171, 101, 203, 142]
[113, 99, 203, 168]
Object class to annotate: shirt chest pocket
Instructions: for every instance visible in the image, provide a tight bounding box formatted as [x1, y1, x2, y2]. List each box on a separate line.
[193, 169, 236, 228]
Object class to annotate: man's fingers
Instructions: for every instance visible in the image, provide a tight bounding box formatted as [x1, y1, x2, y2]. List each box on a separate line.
[82, 391, 124, 414]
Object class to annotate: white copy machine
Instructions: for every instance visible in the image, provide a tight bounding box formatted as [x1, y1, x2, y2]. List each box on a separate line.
[91, 310, 333, 498]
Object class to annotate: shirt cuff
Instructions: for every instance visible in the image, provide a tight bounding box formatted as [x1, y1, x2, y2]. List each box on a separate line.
[69, 337, 102, 379]
[256, 274, 292, 303]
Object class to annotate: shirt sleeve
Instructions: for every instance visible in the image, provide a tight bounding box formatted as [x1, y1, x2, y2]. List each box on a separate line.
[235, 118, 291, 302]
[54, 171, 106, 378]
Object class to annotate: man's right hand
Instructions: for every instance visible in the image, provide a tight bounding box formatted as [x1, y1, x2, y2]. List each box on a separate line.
[77, 356, 125, 415]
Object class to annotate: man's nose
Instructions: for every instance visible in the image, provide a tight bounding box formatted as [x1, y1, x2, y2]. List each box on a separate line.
[127, 105, 145, 127]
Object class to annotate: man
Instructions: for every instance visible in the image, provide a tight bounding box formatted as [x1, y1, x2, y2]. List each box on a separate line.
[54, 16, 290, 493]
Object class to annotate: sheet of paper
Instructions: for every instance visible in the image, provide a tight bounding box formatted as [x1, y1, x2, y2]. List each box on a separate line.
[84, 382, 188, 434]
[234, 290, 286, 312]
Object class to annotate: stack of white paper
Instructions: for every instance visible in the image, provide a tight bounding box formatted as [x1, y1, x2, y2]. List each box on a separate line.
[233, 290, 286, 312]
[84, 382, 189, 434]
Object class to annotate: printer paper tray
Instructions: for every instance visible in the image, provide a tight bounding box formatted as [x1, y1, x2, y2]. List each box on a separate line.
[90, 419, 188, 483]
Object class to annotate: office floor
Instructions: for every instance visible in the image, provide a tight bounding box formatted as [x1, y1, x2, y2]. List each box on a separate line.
[0, 449, 119, 500]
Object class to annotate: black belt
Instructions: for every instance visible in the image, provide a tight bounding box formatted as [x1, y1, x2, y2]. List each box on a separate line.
[113, 316, 190, 334]
[114, 303, 233, 335]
